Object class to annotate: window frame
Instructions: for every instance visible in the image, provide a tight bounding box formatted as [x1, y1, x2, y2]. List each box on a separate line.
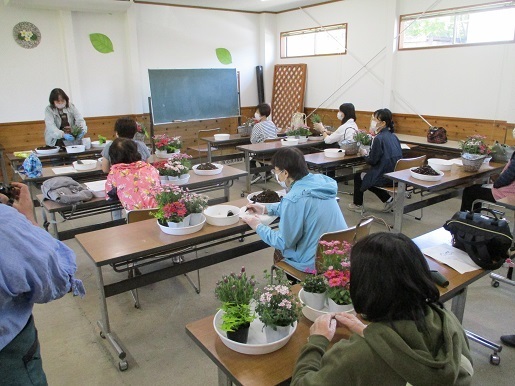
[398, 1, 515, 51]
[280, 23, 348, 59]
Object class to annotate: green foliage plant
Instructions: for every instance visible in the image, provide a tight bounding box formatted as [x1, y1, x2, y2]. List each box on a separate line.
[219, 302, 255, 332]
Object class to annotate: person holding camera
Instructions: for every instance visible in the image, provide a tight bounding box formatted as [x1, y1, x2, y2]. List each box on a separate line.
[44, 88, 87, 147]
[0, 182, 85, 384]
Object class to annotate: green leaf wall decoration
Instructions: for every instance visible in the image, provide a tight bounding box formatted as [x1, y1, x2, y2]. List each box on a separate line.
[89, 33, 114, 54]
[216, 48, 232, 65]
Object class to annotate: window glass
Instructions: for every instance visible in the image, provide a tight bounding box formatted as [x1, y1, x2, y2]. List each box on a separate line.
[281, 24, 347, 58]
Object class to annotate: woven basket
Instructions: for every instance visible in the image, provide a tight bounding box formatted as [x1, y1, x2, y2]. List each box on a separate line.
[237, 125, 253, 137]
[340, 140, 359, 155]
[461, 153, 486, 172]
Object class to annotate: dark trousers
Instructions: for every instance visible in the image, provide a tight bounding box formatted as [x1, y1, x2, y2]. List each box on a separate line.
[460, 184, 495, 211]
[353, 173, 391, 206]
[0, 315, 47, 386]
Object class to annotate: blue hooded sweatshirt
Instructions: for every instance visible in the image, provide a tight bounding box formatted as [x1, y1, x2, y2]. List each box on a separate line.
[256, 173, 348, 272]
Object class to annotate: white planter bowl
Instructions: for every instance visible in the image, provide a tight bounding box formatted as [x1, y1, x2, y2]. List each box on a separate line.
[308, 136, 323, 141]
[91, 140, 112, 149]
[427, 158, 453, 171]
[72, 159, 98, 171]
[35, 146, 59, 155]
[213, 309, 297, 355]
[281, 138, 298, 146]
[172, 174, 190, 186]
[214, 133, 230, 141]
[157, 215, 206, 235]
[483, 156, 492, 164]
[410, 167, 444, 181]
[297, 136, 308, 143]
[65, 145, 85, 153]
[324, 148, 345, 158]
[192, 163, 223, 175]
[155, 149, 177, 159]
[84, 180, 106, 198]
[203, 205, 241, 226]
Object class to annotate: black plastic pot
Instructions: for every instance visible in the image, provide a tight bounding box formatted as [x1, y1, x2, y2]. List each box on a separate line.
[226, 323, 251, 344]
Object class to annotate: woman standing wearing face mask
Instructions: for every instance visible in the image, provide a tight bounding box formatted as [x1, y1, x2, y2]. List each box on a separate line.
[348, 108, 402, 213]
[242, 147, 348, 273]
[318, 103, 358, 146]
[44, 88, 87, 147]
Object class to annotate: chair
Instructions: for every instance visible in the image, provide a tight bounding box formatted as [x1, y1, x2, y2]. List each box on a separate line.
[271, 217, 374, 283]
[375, 155, 426, 218]
[252, 137, 282, 185]
[187, 128, 221, 162]
[125, 209, 201, 308]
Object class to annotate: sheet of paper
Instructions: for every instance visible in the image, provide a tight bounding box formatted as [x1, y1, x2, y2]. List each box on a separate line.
[400, 143, 410, 150]
[481, 183, 493, 189]
[52, 166, 76, 174]
[422, 244, 481, 274]
[239, 206, 278, 227]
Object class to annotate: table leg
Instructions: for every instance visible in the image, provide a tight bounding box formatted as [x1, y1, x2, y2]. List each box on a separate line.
[244, 150, 251, 194]
[28, 181, 38, 223]
[207, 143, 212, 163]
[95, 266, 128, 370]
[218, 368, 232, 386]
[393, 182, 407, 232]
[450, 287, 467, 323]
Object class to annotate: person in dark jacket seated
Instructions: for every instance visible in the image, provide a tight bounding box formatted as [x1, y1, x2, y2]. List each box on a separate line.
[292, 232, 473, 385]
[348, 108, 402, 213]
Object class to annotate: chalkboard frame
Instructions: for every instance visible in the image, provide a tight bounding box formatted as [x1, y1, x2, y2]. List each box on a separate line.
[148, 68, 241, 125]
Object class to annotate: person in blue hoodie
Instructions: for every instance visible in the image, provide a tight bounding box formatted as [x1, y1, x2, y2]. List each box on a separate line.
[242, 147, 348, 272]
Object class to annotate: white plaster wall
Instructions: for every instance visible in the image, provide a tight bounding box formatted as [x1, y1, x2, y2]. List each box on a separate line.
[0, 6, 69, 122]
[135, 4, 261, 113]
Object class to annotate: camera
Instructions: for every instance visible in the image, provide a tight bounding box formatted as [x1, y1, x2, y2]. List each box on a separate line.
[0, 184, 16, 206]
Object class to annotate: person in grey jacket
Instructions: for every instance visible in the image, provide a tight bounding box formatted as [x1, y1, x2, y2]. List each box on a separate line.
[44, 88, 87, 147]
[348, 108, 402, 213]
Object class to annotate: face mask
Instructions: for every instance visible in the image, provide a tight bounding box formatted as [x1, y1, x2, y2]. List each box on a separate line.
[55, 102, 66, 109]
[275, 170, 288, 189]
[254, 112, 261, 120]
[370, 120, 377, 130]
[337, 112, 344, 121]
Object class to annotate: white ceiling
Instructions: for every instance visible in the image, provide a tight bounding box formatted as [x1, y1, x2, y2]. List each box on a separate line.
[4, 0, 340, 13]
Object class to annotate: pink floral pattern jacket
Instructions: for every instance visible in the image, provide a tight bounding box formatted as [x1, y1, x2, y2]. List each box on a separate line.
[105, 161, 160, 210]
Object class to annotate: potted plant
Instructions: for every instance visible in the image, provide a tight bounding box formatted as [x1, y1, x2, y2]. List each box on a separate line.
[183, 192, 208, 225]
[153, 134, 182, 157]
[459, 135, 491, 172]
[310, 113, 325, 132]
[254, 270, 302, 343]
[301, 270, 327, 310]
[354, 129, 373, 152]
[152, 160, 169, 183]
[286, 126, 312, 143]
[317, 240, 353, 313]
[215, 267, 257, 343]
[152, 185, 188, 227]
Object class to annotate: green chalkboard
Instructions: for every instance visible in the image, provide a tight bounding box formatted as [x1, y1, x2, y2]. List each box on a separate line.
[148, 68, 240, 124]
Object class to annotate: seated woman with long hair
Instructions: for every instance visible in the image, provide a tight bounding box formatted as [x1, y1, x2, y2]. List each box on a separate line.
[292, 232, 473, 385]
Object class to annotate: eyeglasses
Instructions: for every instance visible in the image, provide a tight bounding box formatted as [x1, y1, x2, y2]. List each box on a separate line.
[270, 169, 284, 176]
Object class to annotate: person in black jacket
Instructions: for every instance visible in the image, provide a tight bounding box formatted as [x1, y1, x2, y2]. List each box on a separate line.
[348, 108, 402, 213]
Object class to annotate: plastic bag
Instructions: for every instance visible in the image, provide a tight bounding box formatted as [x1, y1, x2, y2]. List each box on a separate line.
[21, 152, 42, 178]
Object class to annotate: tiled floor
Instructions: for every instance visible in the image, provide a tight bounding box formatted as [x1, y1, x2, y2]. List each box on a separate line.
[32, 166, 515, 385]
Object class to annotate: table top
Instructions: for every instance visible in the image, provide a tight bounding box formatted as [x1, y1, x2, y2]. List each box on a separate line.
[19, 163, 106, 182]
[75, 197, 251, 266]
[182, 165, 247, 188]
[186, 227, 485, 386]
[236, 139, 324, 153]
[384, 161, 504, 191]
[395, 134, 462, 151]
[7, 148, 102, 162]
[304, 151, 364, 167]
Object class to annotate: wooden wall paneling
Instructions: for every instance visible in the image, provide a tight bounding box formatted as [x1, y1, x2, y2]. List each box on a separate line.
[271, 64, 307, 131]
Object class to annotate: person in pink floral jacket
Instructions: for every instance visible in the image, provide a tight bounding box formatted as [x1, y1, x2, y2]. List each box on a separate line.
[105, 138, 160, 210]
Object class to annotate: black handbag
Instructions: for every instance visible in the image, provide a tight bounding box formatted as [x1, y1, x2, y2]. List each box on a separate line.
[427, 126, 447, 144]
[443, 208, 513, 270]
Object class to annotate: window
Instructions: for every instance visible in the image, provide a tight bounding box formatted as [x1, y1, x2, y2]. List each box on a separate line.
[280, 24, 347, 58]
[399, 1, 515, 50]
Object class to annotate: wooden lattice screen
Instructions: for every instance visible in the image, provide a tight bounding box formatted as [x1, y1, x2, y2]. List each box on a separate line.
[271, 64, 307, 131]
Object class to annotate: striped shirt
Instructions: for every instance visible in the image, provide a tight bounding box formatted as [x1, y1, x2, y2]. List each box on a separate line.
[250, 120, 278, 144]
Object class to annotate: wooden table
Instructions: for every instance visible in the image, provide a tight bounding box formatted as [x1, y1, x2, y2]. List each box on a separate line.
[236, 139, 325, 193]
[200, 134, 250, 162]
[185, 227, 488, 386]
[395, 134, 462, 154]
[75, 197, 274, 371]
[385, 161, 504, 232]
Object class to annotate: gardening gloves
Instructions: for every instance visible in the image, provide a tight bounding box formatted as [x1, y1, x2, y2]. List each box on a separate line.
[76, 130, 85, 140]
[63, 133, 74, 141]
[241, 214, 261, 230]
[245, 203, 266, 215]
